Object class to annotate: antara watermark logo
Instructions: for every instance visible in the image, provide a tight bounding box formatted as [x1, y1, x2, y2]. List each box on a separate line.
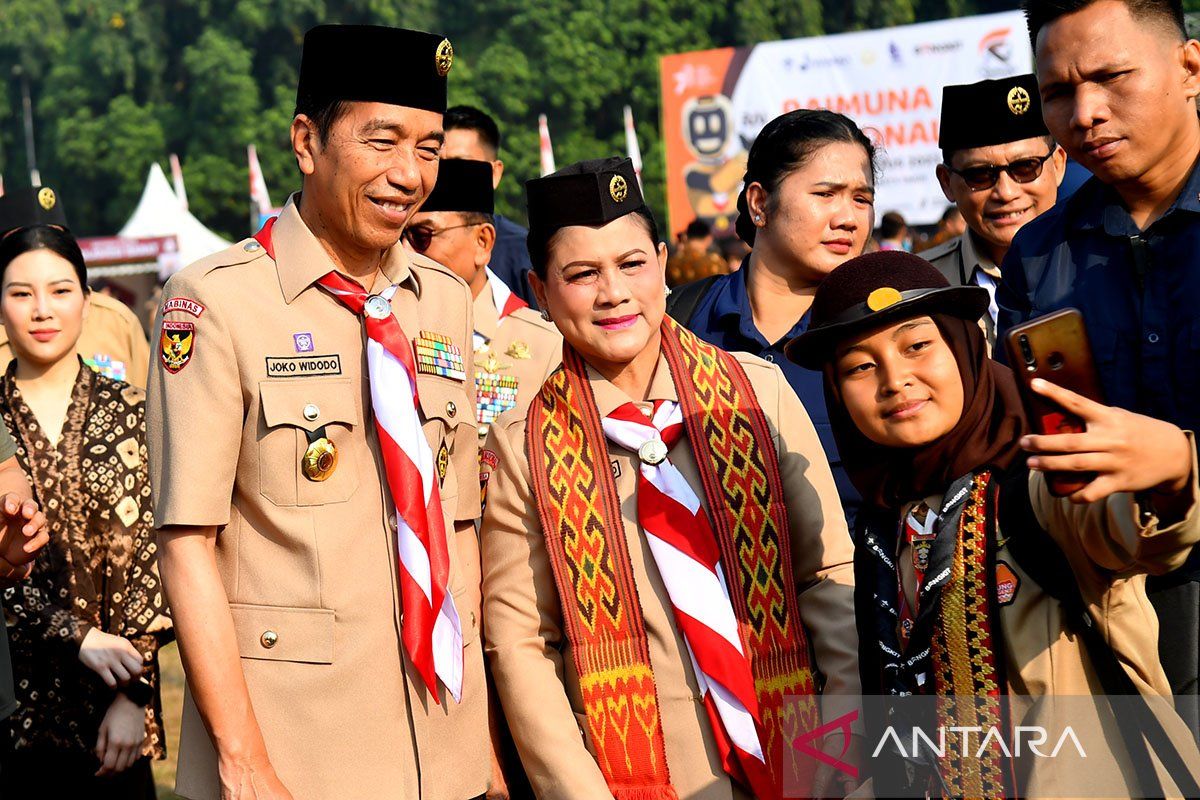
[872, 724, 1088, 760]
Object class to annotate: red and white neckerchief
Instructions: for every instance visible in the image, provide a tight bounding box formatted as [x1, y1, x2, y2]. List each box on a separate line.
[487, 266, 527, 323]
[602, 400, 774, 798]
[475, 268, 528, 351]
[316, 270, 464, 703]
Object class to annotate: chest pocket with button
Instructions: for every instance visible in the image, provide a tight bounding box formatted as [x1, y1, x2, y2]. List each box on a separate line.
[259, 378, 360, 506]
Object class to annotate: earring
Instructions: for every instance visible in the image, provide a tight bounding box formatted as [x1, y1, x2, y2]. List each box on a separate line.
[664, 285, 673, 298]
[540, 309, 552, 322]
[755, 215, 763, 223]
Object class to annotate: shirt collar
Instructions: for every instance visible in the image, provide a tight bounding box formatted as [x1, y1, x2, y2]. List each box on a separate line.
[1070, 155, 1200, 234]
[273, 193, 417, 304]
[587, 352, 678, 419]
[961, 231, 1001, 279]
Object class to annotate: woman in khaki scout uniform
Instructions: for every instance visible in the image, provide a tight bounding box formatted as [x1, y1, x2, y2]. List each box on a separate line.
[0, 187, 151, 387]
[148, 26, 493, 800]
[0, 225, 170, 798]
[404, 158, 560, 443]
[480, 157, 862, 800]
[786, 251, 1200, 798]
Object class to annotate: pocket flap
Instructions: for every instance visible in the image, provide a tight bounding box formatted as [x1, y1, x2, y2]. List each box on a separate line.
[260, 378, 360, 432]
[416, 374, 473, 427]
[229, 603, 335, 664]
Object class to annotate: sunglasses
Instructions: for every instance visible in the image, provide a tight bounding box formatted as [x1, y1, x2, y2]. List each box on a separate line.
[403, 222, 480, 253]
[946, 150, 1056, 191]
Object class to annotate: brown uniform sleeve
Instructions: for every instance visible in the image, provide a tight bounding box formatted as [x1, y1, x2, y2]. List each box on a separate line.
[1030, 432, 1200, 576]
[146, 271, 243, 527]
[480, 421, 613, 799]
[769, 364, 862, 728]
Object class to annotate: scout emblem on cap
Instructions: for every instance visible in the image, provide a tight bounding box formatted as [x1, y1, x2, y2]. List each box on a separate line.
[638, 439, 668, 466]
[506, 341, 531, 360]
[37, 187, 56, 211]
[160, 321, 195, 374]
[302, 437, 338, 481]
[867, 287, 903, 312]
[609, 174, 628, 203]
[1007, 86, 1031, 115]
[414, 331, 466, 380]
[435, 38, 454, 77]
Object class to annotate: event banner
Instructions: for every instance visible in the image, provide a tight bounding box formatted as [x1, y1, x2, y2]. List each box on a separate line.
[659, 11, 1033, 235]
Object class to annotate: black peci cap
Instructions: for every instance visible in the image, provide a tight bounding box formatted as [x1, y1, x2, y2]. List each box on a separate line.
[526, 157, 644, 255]
[421, 159, 494, 215]
[785, 251, 989, 369]
[0, 186, 68, 237]
[296, 25, 453, 116]
[938, 74, 1049, 153]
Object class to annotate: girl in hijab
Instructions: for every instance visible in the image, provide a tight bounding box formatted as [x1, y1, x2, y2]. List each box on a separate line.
[787, 250, 1200, 798]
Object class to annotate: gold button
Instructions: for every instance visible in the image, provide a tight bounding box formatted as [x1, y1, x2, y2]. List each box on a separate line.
[260, 630, 278, 649]
[303, 403, 320, 421]
[446, 401, 457, 417]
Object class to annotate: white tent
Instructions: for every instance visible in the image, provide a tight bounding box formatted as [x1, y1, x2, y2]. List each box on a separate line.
[119, 162, 230, 274]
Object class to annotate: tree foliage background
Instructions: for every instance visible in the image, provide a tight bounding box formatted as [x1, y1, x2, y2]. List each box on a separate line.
[0, 0, 1143, 239]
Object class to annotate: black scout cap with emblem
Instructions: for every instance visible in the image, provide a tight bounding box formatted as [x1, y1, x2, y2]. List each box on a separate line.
[525, 157, 644, 256]
[785, 251, 989, 369]
[296, 25, 453, 115]
[938, 74, 1048, 152]
[421, 159, 494, 215]
[0, 186, 68, 237]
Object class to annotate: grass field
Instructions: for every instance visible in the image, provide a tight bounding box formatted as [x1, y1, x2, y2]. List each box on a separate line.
[152, 642, 185, 800]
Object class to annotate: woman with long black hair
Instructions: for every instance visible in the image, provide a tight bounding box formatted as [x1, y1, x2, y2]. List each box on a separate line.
[0, 224, 171, 798]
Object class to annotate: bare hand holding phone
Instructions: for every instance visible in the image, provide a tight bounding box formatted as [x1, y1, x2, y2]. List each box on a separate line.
[1020, 378, 1193, 505]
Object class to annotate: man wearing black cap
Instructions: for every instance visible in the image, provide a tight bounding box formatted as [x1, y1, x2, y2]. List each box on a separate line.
[404, 158, 559, 443]
[442, 106, 539, 309]
[924, 74, 1065, 351]
[149, 25, 492, 800]
[0, 187, 151, 387]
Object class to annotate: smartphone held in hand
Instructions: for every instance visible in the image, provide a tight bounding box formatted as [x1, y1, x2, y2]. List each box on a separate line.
[1004, 309, 1105, 496]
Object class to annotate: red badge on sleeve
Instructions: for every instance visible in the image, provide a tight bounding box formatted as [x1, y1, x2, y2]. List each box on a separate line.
[996, 561, 1021, 606]
[162, 297, 205, 317]
[160, 321, 195, 374]
[479, 449, 499, 507]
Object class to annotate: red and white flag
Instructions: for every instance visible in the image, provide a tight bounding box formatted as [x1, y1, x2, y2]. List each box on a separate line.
[538, 114, 556, 176]
[169, 154, 189, 211]
[248, 144, 274, 218]
[624, 105, 643, 189]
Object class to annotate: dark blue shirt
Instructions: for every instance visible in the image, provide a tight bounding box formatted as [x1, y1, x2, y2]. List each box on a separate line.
[686, 263, 862, 531]
[996, 165, 1200, 439]
[490, 214, 539, 309]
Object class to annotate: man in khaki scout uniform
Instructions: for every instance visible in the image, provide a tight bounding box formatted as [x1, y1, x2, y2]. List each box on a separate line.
[0, 187, 150, 386]
[926, 74, 1065, 350]
[148, 25, 491, 800]
[403, 158, 560, 444]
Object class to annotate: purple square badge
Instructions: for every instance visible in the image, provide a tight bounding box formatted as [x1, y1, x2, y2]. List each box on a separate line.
[293, 332, 315, 353]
